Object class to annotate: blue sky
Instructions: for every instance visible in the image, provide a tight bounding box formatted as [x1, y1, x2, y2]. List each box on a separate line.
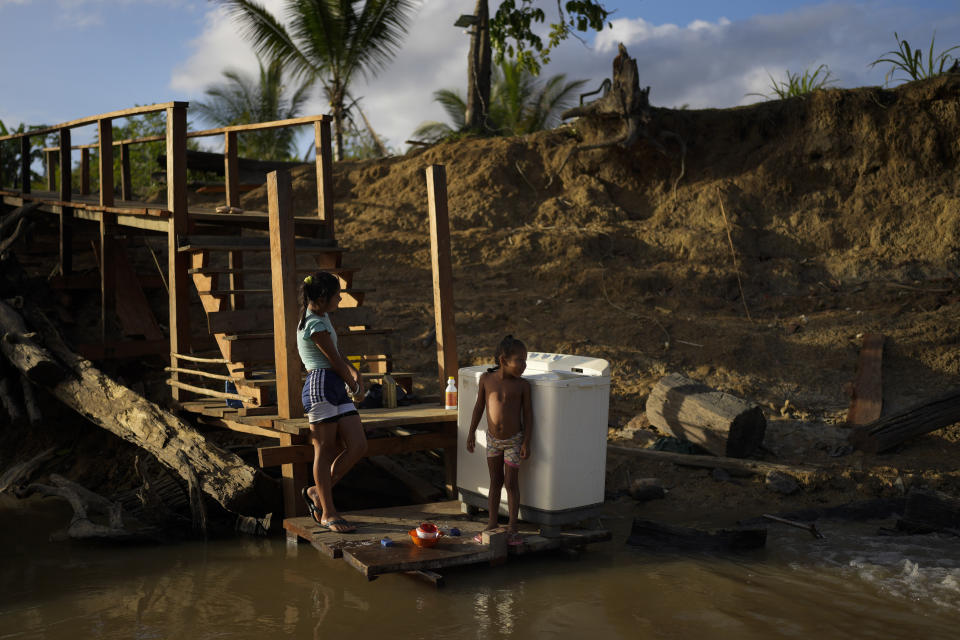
[1, 1, 959, 152]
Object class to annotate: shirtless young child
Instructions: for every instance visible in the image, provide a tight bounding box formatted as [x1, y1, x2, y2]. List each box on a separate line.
[466, 335, 533, 545]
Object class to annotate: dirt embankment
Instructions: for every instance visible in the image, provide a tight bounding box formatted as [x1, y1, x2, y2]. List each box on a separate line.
[239, 75, 960, 517]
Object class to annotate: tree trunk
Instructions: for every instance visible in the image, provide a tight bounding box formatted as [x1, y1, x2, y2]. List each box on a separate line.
[0, 299, 278, 517]
[645, 373, 767, 457]
[465, 0, 491, 132]
[848, 389, 960, 453]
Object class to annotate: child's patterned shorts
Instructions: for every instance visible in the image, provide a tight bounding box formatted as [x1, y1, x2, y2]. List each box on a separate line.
[486, 431, 523, 467]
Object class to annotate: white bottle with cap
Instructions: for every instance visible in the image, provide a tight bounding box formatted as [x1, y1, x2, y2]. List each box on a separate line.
[444, 377, 458, 410]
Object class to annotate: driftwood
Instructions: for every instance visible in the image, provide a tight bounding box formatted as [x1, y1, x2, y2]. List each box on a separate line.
[848, 388, 960, 453]
[645, 373, 767, 457]
[0, 202, 40, 238]
[19, 474, 144, 541]
[0, 299, 277, 517]
[607, 444, 822, 485]
[627, 517, 767, 551]
[896, 488, 960, 535]
[555, 44, 685, 187]
[0, 446, 56, 493]
[0, 357, 26, 425]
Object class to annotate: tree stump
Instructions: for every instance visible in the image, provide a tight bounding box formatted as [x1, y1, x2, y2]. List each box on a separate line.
[645, 373, 766, 458]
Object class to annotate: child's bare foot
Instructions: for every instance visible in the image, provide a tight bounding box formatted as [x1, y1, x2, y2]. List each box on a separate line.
[507, 531, 523, 546]
[473, 525, 501, 544]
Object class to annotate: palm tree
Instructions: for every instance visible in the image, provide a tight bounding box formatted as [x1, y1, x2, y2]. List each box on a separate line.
[194, 56, 313, 160]
[217, 0, 415, 160]
[412, 58, 586, 143]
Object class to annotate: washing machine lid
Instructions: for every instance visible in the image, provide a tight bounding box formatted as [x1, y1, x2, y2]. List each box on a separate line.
[525, 352, 609, 377]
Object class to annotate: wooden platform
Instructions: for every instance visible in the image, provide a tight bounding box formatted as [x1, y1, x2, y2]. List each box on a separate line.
[284, 500, 612, 581]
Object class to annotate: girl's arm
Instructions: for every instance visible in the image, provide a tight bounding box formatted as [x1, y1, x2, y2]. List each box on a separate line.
[310, 331, 362, 394]
[466, 375, 487, 453]
[520, 379, 533, 459]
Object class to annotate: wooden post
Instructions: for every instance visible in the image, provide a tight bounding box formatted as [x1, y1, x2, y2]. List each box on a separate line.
[119, 142, 132, 201]
[314, 118, 335, 240]
[166, 103, 190, 401]
[98, 119, 116, 342]
[426, 165, 457, 389]
[846, 333, 884, 426]
[225, 131, 244, 310]
[46, 150, 56, 192]
[267, 170, 302, 420]
[80, 148, 90, 195]
[279, 432, 310, 518]
[58, 128, 73, 277]
[19, 136, 30, 194]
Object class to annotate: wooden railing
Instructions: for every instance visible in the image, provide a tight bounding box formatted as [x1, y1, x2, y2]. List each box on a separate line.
[26, 113, 335, 239]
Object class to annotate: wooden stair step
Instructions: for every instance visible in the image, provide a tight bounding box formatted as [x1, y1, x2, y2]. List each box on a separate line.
[178, 235, 339, 253]
[198, 287, 372, 297]
[188, 266, 359, 276]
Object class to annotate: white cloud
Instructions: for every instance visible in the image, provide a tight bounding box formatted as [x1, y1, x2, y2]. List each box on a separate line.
[169, 1, 960, 150]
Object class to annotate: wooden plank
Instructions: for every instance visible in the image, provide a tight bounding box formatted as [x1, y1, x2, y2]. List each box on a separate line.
[280, 432, 310, 519]
[167, 104, 190, 401]
[207, 308, 273, 334]
[607, 444, 823, 483]
[224, 131, 239, 208]
[177, 235, 339, 252]
[426, 165, 457, 389]
[119, 142, 132, 201]
[268, 170, 302, 419]
[848, 388, 960, 453]
[98, 118, 116, 343]
[46, 150, 56, 192]
[846, 333, 884, 426]
[58, 128, 73, 276]
[314, 119, 334, 239]
[20, 137, 30, 194]
[281, 501, 610, 578]
[166, 379, 248, 402]
[273, 404, 456, 434]
[80, 148, 90, 195]
[221, 335, 274, 363]
[259, 429, 456, 467]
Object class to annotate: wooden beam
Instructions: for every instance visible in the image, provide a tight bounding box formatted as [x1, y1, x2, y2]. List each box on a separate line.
[46, 150, 56, 191]
[20, 137, 30, 194]
[58, 128, 73, 277]
[98, 118, 115, 342]
[314, 119, 335, 239]
[224, 131, 239, 208]
[846, 333, 884, 426]
[119, 142, 132, 201]
[848, 388, 960, 453]
[0, 102, 184, 142]
[80, 148, 90, 195]
[607, 444, 823, 483]
[268, 170, 302, 419]
[259, 431, 457, 468]
[279, 432, 310, 518]
[426, 165, 457, 390]
[167, 104, 190, 401]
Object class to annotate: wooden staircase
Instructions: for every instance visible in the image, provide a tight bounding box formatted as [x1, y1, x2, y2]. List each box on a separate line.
[172, 232, 408, 413]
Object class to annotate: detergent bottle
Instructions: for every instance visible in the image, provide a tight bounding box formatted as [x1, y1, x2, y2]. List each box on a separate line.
[444, 377, 458, 410]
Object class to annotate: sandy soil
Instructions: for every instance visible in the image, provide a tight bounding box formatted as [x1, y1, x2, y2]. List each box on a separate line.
[3, 75, 960, 528]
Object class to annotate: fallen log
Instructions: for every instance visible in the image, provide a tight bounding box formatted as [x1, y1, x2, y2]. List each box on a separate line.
[848, 388, 960, 453]
[19, 474, 148, 541]
[0, 358, 26, 425]
[644, 373, 767, 457]
[0, 299, 277, 516]
[0, 446, 56, 493]
[607, 444, 822, 485]
[627, 517, 767, 551]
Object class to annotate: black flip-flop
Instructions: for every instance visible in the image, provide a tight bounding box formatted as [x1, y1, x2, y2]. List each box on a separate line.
[319, 518, 356, 534]
[301, 486, 322, 524]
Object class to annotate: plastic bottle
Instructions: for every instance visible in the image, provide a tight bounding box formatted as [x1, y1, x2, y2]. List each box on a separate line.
[445, 376, 458, 410]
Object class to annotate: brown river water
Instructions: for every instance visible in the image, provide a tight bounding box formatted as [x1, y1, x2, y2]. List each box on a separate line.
[2, 495, 959, 639]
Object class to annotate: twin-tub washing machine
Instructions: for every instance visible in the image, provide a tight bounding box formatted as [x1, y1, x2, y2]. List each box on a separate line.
[456, 352, 610, 526]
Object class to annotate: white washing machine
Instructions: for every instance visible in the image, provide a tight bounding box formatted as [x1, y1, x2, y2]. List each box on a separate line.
[456, 352, 610, 526]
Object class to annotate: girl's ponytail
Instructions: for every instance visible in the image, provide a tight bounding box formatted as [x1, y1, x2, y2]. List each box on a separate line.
[298, 271, 341, 329]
